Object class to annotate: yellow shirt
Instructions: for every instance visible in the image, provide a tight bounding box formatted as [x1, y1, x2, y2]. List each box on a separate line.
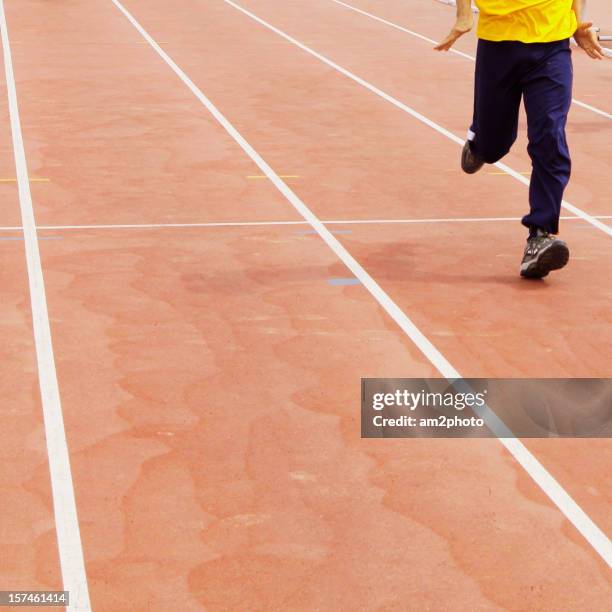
[475, 0, 577, 43]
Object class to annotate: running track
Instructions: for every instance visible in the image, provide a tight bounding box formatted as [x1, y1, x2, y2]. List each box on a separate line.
[1, 1, 610, 610]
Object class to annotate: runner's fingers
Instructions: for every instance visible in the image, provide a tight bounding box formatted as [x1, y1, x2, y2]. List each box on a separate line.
[587, 42, 605, 59]
[434, 32, 458, 51]
[592, 41, 605, 58]
[588, 47, 604, 59]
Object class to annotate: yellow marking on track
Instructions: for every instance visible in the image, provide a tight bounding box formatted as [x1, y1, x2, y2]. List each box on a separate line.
[0, 177, 50, 182]
[247, 174, 300, 179]
[489, 171, 530, 176]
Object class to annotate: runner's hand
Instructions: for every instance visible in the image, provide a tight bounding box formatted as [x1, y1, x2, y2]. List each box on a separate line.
[574, 22, 605, 59]
[434, 16, 473, 51]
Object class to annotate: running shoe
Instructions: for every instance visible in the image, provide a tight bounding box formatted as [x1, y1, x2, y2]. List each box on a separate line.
[520, 231, 570, 279]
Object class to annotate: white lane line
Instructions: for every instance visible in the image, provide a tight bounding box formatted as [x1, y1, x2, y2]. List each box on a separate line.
[1, 215, 612, 233]
[331, 0, 612, 120]
[112, 0, 612, 565]
[323, 215, 612, 225]
[573, 97, 612, 118]
[39, 220, 306, 230]
[0, 3, 91, 610]
[220, 0, 612, 239]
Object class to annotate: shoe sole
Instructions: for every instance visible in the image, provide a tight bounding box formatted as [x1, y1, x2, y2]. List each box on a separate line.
[520, 241, 570, 279]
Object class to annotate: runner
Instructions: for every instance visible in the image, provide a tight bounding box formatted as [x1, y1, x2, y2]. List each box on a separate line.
[435, 1, 605, 278]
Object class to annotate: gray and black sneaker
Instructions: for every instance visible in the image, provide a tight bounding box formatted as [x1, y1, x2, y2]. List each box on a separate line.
[461, 140, 485, 174]
[520, 231, 570, 279]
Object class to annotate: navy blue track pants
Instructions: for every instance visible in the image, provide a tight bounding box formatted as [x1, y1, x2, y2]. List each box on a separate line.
[468, 38, 573, 234]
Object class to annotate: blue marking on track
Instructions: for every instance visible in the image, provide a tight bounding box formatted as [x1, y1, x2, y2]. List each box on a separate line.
[328, 278, 361, 286]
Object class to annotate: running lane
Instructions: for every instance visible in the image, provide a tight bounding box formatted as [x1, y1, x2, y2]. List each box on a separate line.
[4, 0, 611, 610]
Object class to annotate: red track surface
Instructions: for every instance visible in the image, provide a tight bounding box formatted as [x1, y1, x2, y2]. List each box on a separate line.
[1, 1, 610, 610]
